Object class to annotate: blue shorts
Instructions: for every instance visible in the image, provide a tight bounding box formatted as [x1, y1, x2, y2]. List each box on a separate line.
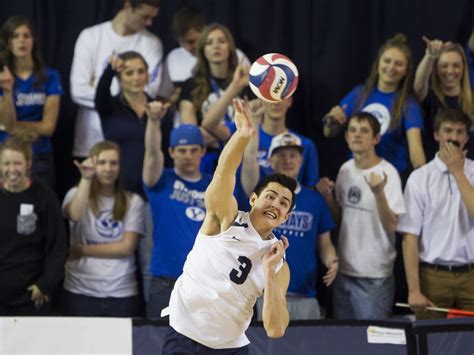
[162, 327, 249, 355]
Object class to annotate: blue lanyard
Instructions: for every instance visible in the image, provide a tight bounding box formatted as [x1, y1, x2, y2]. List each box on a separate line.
[210, 78, 232, 122]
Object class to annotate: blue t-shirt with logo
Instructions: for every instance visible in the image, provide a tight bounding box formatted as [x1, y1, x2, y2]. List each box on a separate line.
[273, 186, 335, 298]
[0, 68, 63, 154]
[144, 169, 212, 279]
[340, 85, 423, 173]
[227, 123, 319, 187]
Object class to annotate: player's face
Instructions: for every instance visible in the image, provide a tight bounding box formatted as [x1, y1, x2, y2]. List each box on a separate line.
[1, 149, 31, 191]
[263, 97, 292, 121]
[270, 147, 302, 180]
[95, 149, 120, 186]
[250, 182, 292, 228]
[434, 121, 469, 150]
[436, 51, 463, 93]
[345, 119, 380, 153]
[178, 28, 201, 57]
[204, 29, 230, 64]
[377, 47, 407, 90]
[123, 3, 159, 32]
[169, 144, 205, 176]
[118, 58, 148, 94]
[9, 25, 33, 59]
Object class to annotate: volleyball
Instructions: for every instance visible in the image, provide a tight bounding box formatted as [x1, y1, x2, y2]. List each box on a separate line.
[249, 53, 299, 102]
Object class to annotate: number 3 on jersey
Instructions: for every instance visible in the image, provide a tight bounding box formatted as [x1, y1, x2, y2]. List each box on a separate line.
[229, 256, 252, 284]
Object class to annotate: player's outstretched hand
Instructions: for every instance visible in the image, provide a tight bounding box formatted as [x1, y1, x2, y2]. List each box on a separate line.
[233, 98, 255, 138]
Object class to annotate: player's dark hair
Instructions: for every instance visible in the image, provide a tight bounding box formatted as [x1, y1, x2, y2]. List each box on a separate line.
[434, 108, 472, 133]
[253, 173, 297, 210]
[347, 111, 381, 136]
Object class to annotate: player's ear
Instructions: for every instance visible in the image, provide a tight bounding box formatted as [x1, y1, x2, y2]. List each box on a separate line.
[249, 192, 257, 207]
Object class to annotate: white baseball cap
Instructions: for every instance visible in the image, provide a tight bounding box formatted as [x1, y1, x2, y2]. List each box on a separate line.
[268, 132, 303, 157]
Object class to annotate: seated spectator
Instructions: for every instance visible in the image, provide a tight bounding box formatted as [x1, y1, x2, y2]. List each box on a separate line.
[0, 16, 63, 188]
[317, 112, 405, 320]
[398, 108, 474, 319]
[0, 129, 67, 316]
[323, 34, 425, 178]
[179, 22, 251, 174]
[414, 37, 472, 160]
[95, 51, 169, 197]
[241, 126, 338, 320]
[62, 141, 145, 317]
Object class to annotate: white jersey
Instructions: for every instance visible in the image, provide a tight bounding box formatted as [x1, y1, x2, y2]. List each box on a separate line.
[168, 211, 281, 349]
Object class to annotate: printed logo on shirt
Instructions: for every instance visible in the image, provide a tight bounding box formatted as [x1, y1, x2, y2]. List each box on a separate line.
[201, 91, 234, 123]
[170, 180, 206, 208]
[347, 185, 362, 204]
[94, 210, 123, 239]
[362, 103, 390, 135]
[257, 150, 270, 169]
[274, 211, 313, 237]
[185, 206, 205, 222]
[15, 92, 46, 106]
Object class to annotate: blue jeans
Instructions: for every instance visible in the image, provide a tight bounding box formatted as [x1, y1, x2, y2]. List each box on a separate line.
[333, 273, 394, 320]
[61, 289, 140, 317]
[146, 276, 176, 319]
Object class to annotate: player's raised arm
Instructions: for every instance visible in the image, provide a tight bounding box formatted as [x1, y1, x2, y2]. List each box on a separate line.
[201, 99, 255, 234]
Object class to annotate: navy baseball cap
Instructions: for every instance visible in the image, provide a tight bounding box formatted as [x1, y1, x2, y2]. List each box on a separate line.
[170, 124, 204, 148]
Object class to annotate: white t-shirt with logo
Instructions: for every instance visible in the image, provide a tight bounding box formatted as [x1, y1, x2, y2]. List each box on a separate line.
[335, 159, 405, 278]
[62, 188, 145, 297]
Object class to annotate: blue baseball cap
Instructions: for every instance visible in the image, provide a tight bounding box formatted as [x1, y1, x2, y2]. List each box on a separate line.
[170, 124, 205, 148]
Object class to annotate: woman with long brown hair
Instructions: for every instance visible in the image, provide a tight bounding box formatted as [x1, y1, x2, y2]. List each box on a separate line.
[0, 16, 63, 187]
[179, 22, 250, 173]
[62, 140, 145, 317]
[323, 34, 426, 176]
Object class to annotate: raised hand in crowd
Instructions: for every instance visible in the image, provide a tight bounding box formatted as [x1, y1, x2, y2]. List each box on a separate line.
[0, 65, 14, 92]
[315, 177, 336, 198]
[422, 36, 452, 59]
[145, 101, 170, 122]
[109, 52, 126, 73]
[323, 104, 347, 137]
[364, 172, 388, 195]
[73, 156, 96, 180]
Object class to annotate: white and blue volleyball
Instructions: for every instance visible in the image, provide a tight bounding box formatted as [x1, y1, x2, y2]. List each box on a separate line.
[249, 53, 299, 102]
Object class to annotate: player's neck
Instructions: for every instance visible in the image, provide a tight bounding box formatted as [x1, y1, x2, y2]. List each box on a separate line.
[262, 115, 287, 135]
[249, 212, 273, 240]
[353, 150, 381, 169]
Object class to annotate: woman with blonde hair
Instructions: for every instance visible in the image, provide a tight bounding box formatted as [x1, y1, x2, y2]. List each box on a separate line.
[323, 33, 426, 176]
[62, 140, 145, 317]
[0, 129, 66, 315]
[414, 37, 473, 159]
